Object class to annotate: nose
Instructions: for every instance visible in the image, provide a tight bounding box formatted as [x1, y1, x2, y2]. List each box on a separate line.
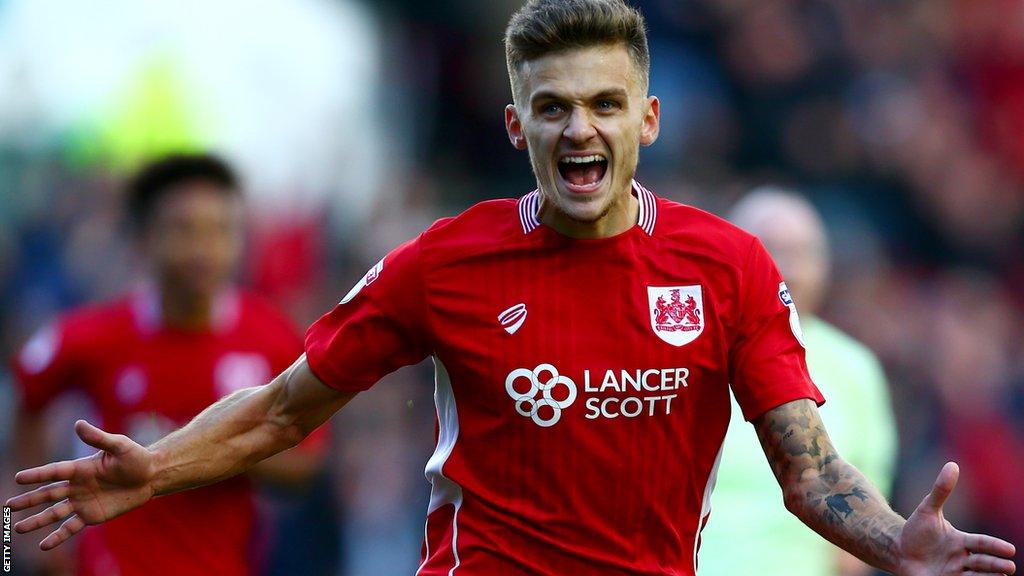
[563, 107, 597, 144]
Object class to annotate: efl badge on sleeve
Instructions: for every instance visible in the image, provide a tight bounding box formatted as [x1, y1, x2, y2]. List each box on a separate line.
[340, 257, 384, 304]
[779, 281, 806, 348]
[648, 285, 704, 347]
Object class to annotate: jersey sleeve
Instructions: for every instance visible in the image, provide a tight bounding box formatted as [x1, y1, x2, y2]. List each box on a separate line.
[729, 238, 824, 421]
[304, 235, 431, 392]
[10, 319, 80, 413]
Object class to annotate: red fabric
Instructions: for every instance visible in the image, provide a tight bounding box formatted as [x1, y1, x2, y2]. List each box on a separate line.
[12, 291, 305, 576]
[946, 411, 1024, 548]
[305, 186, 822, 575]
[954, 0, 1024, 178]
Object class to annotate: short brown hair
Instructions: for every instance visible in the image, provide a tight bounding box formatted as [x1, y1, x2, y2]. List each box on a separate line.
[504, 0, 650, 97]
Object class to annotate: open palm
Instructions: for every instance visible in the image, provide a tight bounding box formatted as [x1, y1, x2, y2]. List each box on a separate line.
[5, 420, 156, 550]
[898, 462, 1016, 576]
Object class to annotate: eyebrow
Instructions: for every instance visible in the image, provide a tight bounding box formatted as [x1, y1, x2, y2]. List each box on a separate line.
[529, 87, 630, 105]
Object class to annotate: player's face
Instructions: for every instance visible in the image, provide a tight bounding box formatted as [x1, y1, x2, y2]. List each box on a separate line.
[144, 183, 244, 302]
[505, 43, 659, 237]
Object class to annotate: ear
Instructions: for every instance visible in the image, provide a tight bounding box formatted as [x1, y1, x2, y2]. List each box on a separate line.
[640, 95, 660, 147]
[505, 104, 528, 150]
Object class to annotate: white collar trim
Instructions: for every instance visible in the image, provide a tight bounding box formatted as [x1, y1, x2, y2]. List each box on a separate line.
[518, 180, 657, 236]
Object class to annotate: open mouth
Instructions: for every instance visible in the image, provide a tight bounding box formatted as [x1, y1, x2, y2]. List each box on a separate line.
[557, 154, 608, 193]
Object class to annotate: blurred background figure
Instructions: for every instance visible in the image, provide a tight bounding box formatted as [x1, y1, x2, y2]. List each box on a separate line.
[700, 188, 897, 576]
[4, 154, 333, 576]
[1, 0, 1023, 573]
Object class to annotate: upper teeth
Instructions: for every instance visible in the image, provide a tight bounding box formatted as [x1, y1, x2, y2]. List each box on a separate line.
[560, 154, 605, 164]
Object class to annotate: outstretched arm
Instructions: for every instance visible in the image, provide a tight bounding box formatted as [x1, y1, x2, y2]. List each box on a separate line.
[147, 356, 349, 496]
[754, 399, 1016, 576]
[5, 355, 354, 550]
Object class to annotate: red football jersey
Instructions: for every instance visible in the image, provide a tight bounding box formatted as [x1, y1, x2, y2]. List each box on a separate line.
[306, 182, 824, 575]
[13, 289, 304, 576]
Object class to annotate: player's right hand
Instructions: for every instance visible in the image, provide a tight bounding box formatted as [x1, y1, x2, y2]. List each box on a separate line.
[4, 419, 156, 551]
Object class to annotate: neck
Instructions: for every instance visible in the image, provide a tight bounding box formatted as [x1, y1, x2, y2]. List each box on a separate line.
[538, 186, 639, 239]
[160, 288, 215, 331]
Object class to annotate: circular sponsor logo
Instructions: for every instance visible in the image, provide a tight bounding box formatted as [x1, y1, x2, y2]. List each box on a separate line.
[505, 363, 577, 427]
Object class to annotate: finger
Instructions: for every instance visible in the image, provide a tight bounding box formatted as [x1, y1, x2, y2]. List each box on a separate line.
[13, 499, 73, 534]
[966, 532, 1017, 558]
[964, 553, 1016, 575]
[14, 460, 78, 485]
[962, 572, 1010, 576]
[4, 481, 70, 511]
[919, 461, 959, 513]
[39, 514, 86, 551]
[75, 420, 128, 455]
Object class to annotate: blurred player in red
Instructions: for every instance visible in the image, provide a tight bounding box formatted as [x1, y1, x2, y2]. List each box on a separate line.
[6, 2, 1018, 575]
[8, 154, 328, 575]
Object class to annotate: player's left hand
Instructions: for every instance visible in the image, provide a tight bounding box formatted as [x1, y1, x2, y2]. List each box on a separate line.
[897, 462, 1016, 576]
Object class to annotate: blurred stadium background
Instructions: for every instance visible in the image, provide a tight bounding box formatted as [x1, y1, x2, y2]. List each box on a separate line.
[0, 0, 1022, 574]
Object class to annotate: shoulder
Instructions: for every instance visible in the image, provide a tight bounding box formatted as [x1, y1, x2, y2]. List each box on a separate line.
[236, 291, 292, 324]
[14, 296, 134, 373]
[417, 197, 526, 261]
[653, 195, 759, 264]
[421, 197, 522, 242]
[235, 291, 301, 338]
[56, 297, 136, 341]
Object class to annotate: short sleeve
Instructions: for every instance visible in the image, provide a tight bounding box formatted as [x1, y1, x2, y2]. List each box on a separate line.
[10, 320, 78, 413]
[729, 238, 824, 421]
[304, 235, 431, 392]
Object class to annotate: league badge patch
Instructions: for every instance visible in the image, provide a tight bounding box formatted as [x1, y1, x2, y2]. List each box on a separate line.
[779, 281, 806, 348]
[648, 285, 704, 347]
[340, 257, 384, 304]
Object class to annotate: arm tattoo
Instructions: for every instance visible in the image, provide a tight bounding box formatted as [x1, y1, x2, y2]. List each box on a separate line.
[753, 399, 904, 573]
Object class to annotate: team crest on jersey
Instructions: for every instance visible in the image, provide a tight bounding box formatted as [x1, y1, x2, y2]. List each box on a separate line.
[648, 285, 704, 347]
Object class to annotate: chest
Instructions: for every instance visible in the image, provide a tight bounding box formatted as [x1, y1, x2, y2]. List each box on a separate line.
[84, 334, 275, 441]
[425, 246, 742, 428]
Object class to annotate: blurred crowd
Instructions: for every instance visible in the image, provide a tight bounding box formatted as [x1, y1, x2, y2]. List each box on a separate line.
[0, 0, 1022, 574]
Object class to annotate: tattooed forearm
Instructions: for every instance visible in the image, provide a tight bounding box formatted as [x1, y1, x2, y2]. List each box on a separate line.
[754, 400, 905, 574]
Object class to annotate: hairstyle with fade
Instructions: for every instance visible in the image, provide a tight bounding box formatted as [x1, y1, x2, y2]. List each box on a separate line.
[504, 0, 650, 100]
[126, 153, 241, 232]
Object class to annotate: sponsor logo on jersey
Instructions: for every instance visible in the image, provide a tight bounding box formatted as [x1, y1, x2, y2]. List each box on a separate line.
[505, 364, 576, 427]
[340, 257, 385, 304]
[778, 281, 806, 348]
[648, 285, 704, 346]
[505, 363, 687, 427]
[498, 303, 527, 335]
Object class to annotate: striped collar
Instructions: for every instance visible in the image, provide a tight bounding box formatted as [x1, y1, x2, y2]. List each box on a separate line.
[518, 179, 657, 236]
